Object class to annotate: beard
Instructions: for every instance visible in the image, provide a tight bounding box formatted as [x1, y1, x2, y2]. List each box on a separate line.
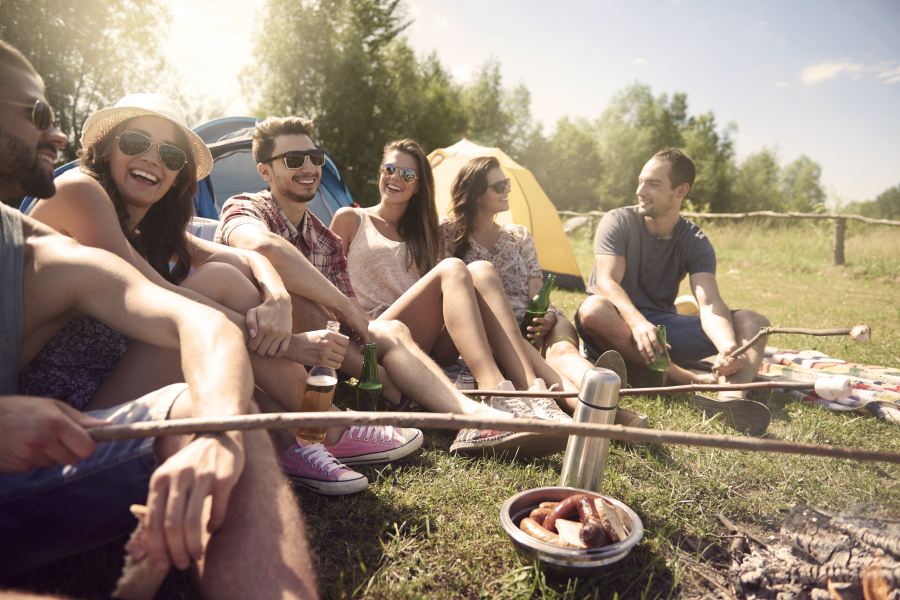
[0, 124, 57, 199]
[274, 171, 318, 204]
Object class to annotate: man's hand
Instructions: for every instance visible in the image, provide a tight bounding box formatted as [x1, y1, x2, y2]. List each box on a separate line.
[293, 329, 350, 368]
[0, 396, 110, 473]
[713, 346, 748, 377]
[144, 432, 245, 572]
[245, 294, 293, 358]
[630, 318, 663, 365]
[525, 311, 557, 347]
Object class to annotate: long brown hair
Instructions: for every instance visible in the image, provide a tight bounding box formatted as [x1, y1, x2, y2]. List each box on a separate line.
[446, 156, 500, 259]
[382, 139, 439, 275]
[79, 118, 197, 284]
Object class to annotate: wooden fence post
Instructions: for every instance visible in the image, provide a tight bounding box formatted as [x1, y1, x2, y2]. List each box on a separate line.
[832, 218, 846, 266]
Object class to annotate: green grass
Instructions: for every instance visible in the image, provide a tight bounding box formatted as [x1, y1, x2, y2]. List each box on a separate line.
[8, 220, 900, 599]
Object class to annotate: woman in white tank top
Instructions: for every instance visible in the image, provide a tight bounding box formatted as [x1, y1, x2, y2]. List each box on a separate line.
[330, 139, 571, 422]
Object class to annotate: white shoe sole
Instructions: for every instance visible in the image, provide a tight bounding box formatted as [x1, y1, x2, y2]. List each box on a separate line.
[336, 428, 425, 465]
[286, 472, 369, 496]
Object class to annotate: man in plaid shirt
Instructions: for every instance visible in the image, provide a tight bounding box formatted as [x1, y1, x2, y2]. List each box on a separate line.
[213, 116, 509, 422]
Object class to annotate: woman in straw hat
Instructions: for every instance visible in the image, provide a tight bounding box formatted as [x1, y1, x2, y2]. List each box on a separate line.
[21, 96, 413, 495]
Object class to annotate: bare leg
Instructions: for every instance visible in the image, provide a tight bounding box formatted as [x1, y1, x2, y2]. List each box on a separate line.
[718, 310, 770, 398]
[158, 397, 318, 600]
[576, 295, 715, 385]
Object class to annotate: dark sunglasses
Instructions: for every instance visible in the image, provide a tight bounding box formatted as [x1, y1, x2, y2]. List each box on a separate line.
[116, 131, 187, 172]
[266, 149, 326, 169]
[380, 163, 418, 184]
[0, 98, 57, 131]
[488, 178, 511, 194]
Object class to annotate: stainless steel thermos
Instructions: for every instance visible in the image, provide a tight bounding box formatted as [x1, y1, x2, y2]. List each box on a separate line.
[559, 367, 620, 492]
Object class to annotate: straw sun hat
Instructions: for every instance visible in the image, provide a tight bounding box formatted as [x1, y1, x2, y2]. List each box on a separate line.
[80, 93, 213, 181]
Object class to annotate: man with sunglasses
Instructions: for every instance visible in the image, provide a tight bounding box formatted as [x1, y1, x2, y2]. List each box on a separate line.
[0, 42, 318, 598]
[214, 117, 521, 431]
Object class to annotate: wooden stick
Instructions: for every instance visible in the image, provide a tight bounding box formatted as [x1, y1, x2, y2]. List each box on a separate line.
[87, 411, 900, 465]
[459, 381, 824, 399]
[730, 324, 869, 359]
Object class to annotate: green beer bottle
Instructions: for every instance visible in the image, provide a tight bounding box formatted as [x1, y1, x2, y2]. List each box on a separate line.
[355, 343, 385, 412]
[519, 273, 556, 339]
[647, 325, 670, 388]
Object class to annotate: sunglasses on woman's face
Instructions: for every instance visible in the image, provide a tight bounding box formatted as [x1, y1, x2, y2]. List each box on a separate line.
[0, 98, 57, 131]
[380, 163, 418, 184]
[266, 149, 326, 169]
[488, 178, 511, 194]
[116, 131, 187, 172]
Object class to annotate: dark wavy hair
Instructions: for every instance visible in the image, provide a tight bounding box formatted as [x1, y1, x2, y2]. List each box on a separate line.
[79, 117, 197, 284]
[446, 156, 501, 260]
[381, 139, 439, 275]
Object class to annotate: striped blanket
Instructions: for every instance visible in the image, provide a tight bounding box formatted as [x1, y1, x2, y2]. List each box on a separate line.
[757, 348, 900, 424]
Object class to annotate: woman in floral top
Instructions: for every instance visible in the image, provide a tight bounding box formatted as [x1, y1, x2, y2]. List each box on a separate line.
[441, 156, 598, 401]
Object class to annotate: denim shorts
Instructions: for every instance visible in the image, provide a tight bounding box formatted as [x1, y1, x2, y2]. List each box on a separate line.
[575, 303, 735, 365]
[0, 383, 187, 575]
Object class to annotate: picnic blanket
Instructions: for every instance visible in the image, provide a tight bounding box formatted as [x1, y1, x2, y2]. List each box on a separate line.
[757, 347, 900, 424]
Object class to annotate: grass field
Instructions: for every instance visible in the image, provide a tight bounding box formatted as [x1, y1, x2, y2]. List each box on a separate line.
[8, 220, 900, 599]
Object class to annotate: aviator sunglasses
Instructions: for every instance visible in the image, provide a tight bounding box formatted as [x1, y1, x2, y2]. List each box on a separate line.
[380, 163, 418, 184]
[266, 149, 326, 169]
[488, 178, 511, 194]
[0, 98, 57, 131]
[116, 131, 187, 172]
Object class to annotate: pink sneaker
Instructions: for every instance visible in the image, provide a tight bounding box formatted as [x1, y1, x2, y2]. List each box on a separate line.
[280, 442, 368, 496]
[326, 426, 423, 465]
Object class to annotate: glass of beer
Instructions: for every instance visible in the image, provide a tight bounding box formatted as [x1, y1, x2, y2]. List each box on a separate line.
[295, 321, 340, 444]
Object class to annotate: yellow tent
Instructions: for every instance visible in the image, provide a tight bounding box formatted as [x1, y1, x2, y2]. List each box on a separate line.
[428, 139, 584, 290]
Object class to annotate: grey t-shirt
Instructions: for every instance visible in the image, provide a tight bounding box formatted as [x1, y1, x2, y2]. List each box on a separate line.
[586, 206, 716, 313]
[1, 204, 25, 394]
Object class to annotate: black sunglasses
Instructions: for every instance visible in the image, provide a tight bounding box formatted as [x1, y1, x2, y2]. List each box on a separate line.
[488, 178, 511, 194]
[266, 149, 326, 169]
[380, 163, 418, 184]
[0, 98, 57, 131]
[116, 131, 187, 172]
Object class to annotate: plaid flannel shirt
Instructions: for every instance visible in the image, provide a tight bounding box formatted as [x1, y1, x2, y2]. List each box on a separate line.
[214, 190, 356, 297]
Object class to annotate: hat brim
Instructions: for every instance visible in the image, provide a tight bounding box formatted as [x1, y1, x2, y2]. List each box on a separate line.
[80, 107, 213, 181]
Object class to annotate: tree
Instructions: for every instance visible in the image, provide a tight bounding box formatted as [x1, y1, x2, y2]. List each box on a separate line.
[681, 112, 736, 213]
[733, 148, 785, 212]
[524, 117, 601, 212]
[0, 0, 172, 163]
[781, 155, 826, 213]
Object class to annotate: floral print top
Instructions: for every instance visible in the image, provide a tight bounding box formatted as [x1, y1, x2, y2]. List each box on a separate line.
[440, 219, 543, 321]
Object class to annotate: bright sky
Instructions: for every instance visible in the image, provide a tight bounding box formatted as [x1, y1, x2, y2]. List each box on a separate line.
[162, 0, 900, 204]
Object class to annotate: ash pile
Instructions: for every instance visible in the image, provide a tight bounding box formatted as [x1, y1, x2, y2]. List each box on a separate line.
[726, 505, 900, 599]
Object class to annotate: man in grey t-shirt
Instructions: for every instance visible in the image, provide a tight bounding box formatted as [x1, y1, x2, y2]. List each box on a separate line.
[575, 149, 770, 406]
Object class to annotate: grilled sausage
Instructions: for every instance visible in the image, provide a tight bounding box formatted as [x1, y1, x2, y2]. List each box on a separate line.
[529, 507, 553, 526]
[520, 517, 563, 546]
[575, 495, 608, 547]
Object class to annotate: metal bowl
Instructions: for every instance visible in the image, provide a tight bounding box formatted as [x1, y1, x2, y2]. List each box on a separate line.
[499, 487, 644, 578]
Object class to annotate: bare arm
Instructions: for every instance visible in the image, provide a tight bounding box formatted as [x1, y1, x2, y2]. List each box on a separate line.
[690, 271, 745, 375]
[594, 254, 662, 363]
[227, 221, 370, 343]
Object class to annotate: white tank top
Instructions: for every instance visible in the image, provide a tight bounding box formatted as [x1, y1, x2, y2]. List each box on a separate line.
[346, 211, 421, 318]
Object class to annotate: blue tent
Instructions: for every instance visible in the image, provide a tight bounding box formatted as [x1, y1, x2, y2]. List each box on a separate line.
[20, 116, 355, 227]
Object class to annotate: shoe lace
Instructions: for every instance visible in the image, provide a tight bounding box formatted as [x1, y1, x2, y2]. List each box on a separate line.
[293, 444, 346, 476]
[529, 383, 568, 417]
[347, 425, 393, 443]
[491, 395, 533, 415]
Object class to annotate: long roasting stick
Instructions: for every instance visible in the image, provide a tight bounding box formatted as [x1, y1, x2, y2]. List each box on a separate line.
[729, 323, 871, 359]
[87, 411, 900, 465]
[461, 380, 830, 399]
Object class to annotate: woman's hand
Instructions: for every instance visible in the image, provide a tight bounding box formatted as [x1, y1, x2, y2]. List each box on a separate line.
[525, 310, 558, 348]
[245, 294, 293, 358]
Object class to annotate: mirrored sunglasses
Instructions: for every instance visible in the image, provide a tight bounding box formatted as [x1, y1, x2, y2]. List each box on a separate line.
[267, 149, 326, 169]
[380, 163, 418, 184]
[488, 178, 511, 194]
[116, 131, 187, 172]
[0, 98, 57, 131]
